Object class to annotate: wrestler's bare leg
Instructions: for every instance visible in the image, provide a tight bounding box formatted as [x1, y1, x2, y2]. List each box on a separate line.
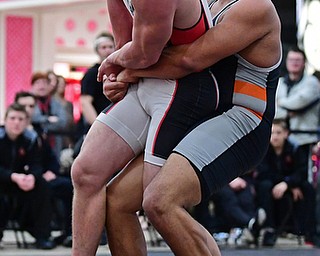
[106, 155, 163, 256]
[106, 154, 146, 256]
[71, 121, 135, 256]
[143, 153, 221, 256]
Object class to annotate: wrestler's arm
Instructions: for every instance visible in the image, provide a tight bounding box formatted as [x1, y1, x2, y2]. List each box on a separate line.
[106, 0, 177, 69]
[119, 0, 280, 81]
[106, 0, 133, 49]
[97, 0, 133, 79]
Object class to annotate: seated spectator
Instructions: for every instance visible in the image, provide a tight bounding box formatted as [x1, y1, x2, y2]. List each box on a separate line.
[30, 72, 67, 158]
[255, 119, 319, 247]
[0, 103, 55, 249]
[194, 173, 265, 246]
[54, 75, 75, 149]
[15, 91, 73, 247]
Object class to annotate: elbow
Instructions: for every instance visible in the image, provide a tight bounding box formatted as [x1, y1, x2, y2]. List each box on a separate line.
[136, 55, 159, 69]
[180, 55, 200, 74]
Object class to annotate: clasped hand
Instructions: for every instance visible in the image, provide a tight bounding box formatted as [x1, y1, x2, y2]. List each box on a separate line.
[102, 70, 138, 103]
[11, 173, 35, 191]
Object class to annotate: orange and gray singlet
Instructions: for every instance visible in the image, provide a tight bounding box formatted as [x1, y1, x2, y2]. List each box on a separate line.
[173, 0, 282, 201]
[97, 0, 218, 166]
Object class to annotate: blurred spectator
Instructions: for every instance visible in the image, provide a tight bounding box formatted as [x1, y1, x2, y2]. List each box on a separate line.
[275, 46, 320, 183]
[194, 173, 265, 246]
[0, 103, 55, 249]
[255, 119, 319, 247]
[80, 32, 114, 134]
[47, 70, 59, 96]
[54, 75, 75, 149]
[15, 91, 73, 247]
[73, 32, 115, 159]
[30, 72, 67, 157]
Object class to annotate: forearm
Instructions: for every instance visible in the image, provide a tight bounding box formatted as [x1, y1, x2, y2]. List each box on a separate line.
[81, 104, 98, 125]
[123, 32, 222, 80]
[122, 45, 199, 80]
[107, 0, 174, 69]
[107, 41, 161, 70]
[80, 96, 98, 125]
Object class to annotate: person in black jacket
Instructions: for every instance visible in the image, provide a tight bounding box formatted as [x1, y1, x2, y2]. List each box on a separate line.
[0, 103, 55, 249]
[15, 91, 73, 247]
[255, 119, 318, 247]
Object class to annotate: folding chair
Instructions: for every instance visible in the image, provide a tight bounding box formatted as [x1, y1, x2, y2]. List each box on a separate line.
[1, 195, 28, 248]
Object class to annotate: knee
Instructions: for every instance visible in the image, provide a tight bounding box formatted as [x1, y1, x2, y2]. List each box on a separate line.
[70, 156, 100, 192]
[142, 189, 167, 224]
[106, 185, 127, 213]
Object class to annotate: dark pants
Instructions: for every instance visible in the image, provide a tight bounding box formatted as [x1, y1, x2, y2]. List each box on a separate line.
[0, 178, 53, 240]
[194, 181, 256, 233]
[212, 184, 256, 229]
[256, 179, 317, 238]
[48, 176, 73, 236]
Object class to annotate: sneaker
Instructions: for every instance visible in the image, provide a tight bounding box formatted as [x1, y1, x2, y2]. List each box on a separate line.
[227, 228, 243, 246]
[53, 234, 66, 245]
[239, 228, 255, 245]
[62, 236, 72, 248]
[213, 232, 229, 245]
[262, 230, 277, 247]
[0, 229, 3, 249]
[35, 239, 56, 250]
[248, 208, 266, 238]
[305, 234, 320, 248]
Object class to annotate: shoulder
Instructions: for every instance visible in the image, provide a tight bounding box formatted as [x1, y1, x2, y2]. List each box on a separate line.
[23, 129, 38, 143]
[227, 0, 279, 27]
[0, 126, 5, 139]
[304, 74, 320, 85]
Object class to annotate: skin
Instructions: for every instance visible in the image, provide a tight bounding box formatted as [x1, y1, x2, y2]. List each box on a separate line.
[103, 0, 281, 255]
[71, 0, 210, 256]
[286, 51, 305, 82]
[71, 1, 211, 255]
[97, 0, 203, 79]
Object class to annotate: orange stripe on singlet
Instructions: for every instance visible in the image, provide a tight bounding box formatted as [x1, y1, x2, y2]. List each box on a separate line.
[234, 80, 266, 120]
[234, 80, 266, 101]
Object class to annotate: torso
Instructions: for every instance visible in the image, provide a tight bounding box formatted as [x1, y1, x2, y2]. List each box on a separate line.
[123, 0, 212, 46]
[209, 0, 281, 121]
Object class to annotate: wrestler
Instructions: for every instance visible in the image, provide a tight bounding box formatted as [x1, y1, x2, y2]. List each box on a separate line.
[71, 1, 215, 255]
[104, 0, 282, 255]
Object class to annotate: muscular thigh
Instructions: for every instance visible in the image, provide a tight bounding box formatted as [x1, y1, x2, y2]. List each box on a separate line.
[145, 153, 202, 208]
[97, 84, 150, 155]
[75, 121, 135, 185]
[138, 70, 219, 166]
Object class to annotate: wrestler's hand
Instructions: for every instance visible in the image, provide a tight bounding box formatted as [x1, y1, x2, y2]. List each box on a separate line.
[97, 58, 123, 82]
[117, 69, 139, 84]
[103, 74, 129, 103]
